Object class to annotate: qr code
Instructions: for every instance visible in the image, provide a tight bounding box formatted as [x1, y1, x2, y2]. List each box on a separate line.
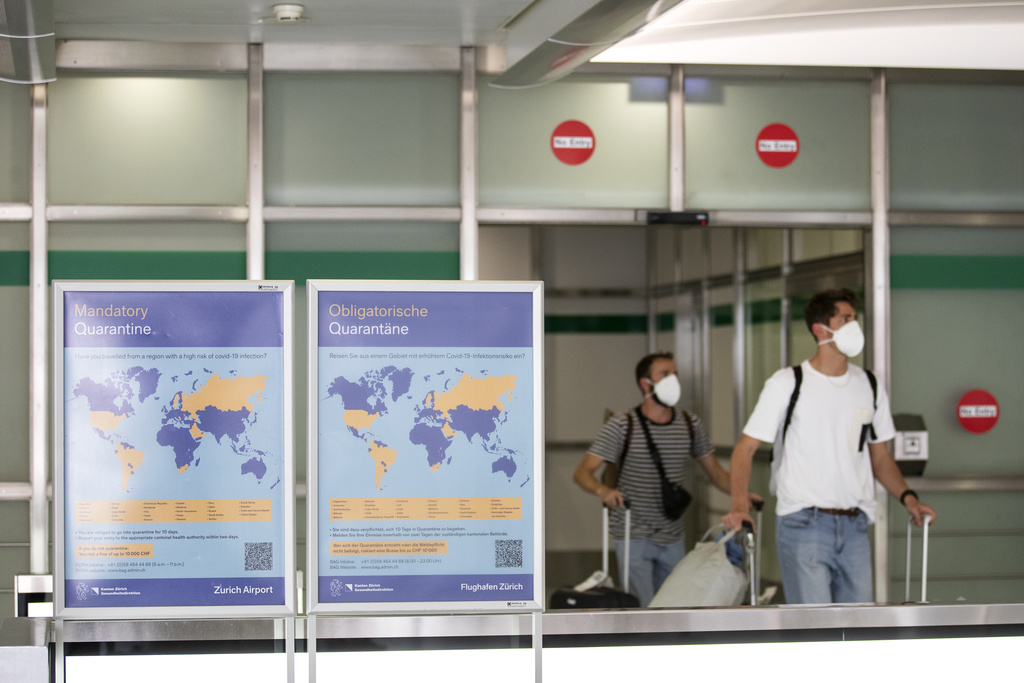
[244, 542, 273, 571]
[495, 539, 523, 568]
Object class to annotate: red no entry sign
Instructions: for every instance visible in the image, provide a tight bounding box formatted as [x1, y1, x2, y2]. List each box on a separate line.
[551, 120, 595, 165]
[756, 123, 799, 168]
[957, 389, 999, 434]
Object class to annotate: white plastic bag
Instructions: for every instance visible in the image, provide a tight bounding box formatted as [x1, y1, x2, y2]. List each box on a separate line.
[648, 529, 748, 608]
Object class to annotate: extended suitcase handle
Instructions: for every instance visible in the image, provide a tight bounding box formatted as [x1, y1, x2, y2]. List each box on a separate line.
[740, 503, 764, 606]
[601, 502, 631, 593]
[904, 513, 933, 603]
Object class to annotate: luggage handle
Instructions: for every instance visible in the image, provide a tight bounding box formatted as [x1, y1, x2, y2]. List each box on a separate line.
[740, 500, 764, 606]
[904, 513, 933, 603]
[602, 502, 631, 592]
[751, 499, 763, 604]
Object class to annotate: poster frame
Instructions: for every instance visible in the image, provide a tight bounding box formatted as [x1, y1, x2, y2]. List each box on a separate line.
[53, 280, 295, 620]
[306, 279, 544, 615]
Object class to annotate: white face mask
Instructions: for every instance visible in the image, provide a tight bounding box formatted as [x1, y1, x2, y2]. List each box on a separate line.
[647, 374, 682, 407]
[819, 319, 865, 358]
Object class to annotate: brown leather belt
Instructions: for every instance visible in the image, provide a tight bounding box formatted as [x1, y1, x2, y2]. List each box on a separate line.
[814, 507, 861, 517]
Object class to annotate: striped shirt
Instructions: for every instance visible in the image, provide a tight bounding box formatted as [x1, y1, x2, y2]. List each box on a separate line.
[588, 408, 712, 545]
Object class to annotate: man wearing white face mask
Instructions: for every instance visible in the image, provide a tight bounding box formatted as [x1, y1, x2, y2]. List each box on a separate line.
[574, 352, 747, 606]
[723, 288, 936, 604]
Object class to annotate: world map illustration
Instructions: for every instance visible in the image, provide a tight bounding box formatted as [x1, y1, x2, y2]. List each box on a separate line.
[70, 365, 276, 493]
[324, 365, 525, 490]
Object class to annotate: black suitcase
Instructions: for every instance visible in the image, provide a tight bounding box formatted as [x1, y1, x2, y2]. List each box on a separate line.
[549, 506, 640, 609]
[549, 584, 640, 609]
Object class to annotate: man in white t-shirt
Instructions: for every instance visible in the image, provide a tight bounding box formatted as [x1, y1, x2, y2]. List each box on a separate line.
[723, 288, 935, 604]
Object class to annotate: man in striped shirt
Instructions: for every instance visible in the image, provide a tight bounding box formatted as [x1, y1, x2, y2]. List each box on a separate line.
[574, 352, 745, 607]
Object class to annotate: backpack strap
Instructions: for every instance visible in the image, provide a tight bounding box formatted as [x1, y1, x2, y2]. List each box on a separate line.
[621, 410, 635, 464]
[635, 408, 671, 483]
[858, 369, 879, 452]
[680, 409, 695, 458]
[637, 408, 698, 472]
[777, 364, 880, 454]
[781, 364, 803, 445]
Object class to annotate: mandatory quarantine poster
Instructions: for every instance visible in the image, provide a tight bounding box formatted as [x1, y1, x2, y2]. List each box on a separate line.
[308, 281, 543, 614]
[54, 282, 294, 618]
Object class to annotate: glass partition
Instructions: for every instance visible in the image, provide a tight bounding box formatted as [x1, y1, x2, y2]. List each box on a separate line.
[744, 278, 783, 412]
[708, 285, 735, 446]
[264, 73, 460, 206]
[792, 228, 862, 262]
[684, 78, 871, 210]
[889, 225, 1024, 480]
[264, 221, 459, 283]
[479, 226, 533, 281]
[887, 225, 1024, 605]
[479, 75, 670, 208]
[0, 81, 31, 203]
[0, 501, 30, 616]
[707, 227, 736, 278]
[48, 74, 248, 205]
[890, 83, 1024, 211]
[0, 224, 30, 487]
[888, 490, 1024, 604]
[48, 222, 246, 280]
[746, 228, 784, 271]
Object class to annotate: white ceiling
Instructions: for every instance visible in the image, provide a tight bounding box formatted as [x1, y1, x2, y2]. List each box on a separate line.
[48, 0, 685, 86]
[595, 0, 1024, 70]
[53, 0, 534, 47]
[50, 0, 1024, 73]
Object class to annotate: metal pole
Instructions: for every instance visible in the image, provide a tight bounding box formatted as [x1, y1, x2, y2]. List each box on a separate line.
[29, 82, 48, 575]
[700, 228, 711, 421]
[533, 611, 544, 682]
[780, 229, 793, 369]
[733, 229, 747, 438]
[647, 226, 657, 353]
[669, 65, 685, 212]
[904, 515, 913, 603]
[921, 514, 931, 603]
[668, 65, 695, 405]
[308, 613, 317, 683]
[459, 46, 479, 281]
[246, 43, 266, 280]
[870, 68, 892, 603]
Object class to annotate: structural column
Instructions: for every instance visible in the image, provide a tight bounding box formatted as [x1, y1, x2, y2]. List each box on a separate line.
[870, 68, 892, 602]
[459, 46, 479, 281]
[247, 43, 265, 280]
[29, 83, 48, 574]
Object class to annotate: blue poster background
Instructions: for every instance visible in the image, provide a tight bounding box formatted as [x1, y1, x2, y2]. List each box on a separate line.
[62, 289, 288, 609]
[64, 290, 285, 348]
[318, 290, 532, 348]
[314, 289, 537, 606]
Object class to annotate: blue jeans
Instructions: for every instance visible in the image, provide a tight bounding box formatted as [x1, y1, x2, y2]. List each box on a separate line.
[776, 507, 873, 604]
[614, 539, 686, 607]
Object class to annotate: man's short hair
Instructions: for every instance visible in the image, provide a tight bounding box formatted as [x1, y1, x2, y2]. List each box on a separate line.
[635, 352, 674, 385]
[804, 288, 860, 336]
